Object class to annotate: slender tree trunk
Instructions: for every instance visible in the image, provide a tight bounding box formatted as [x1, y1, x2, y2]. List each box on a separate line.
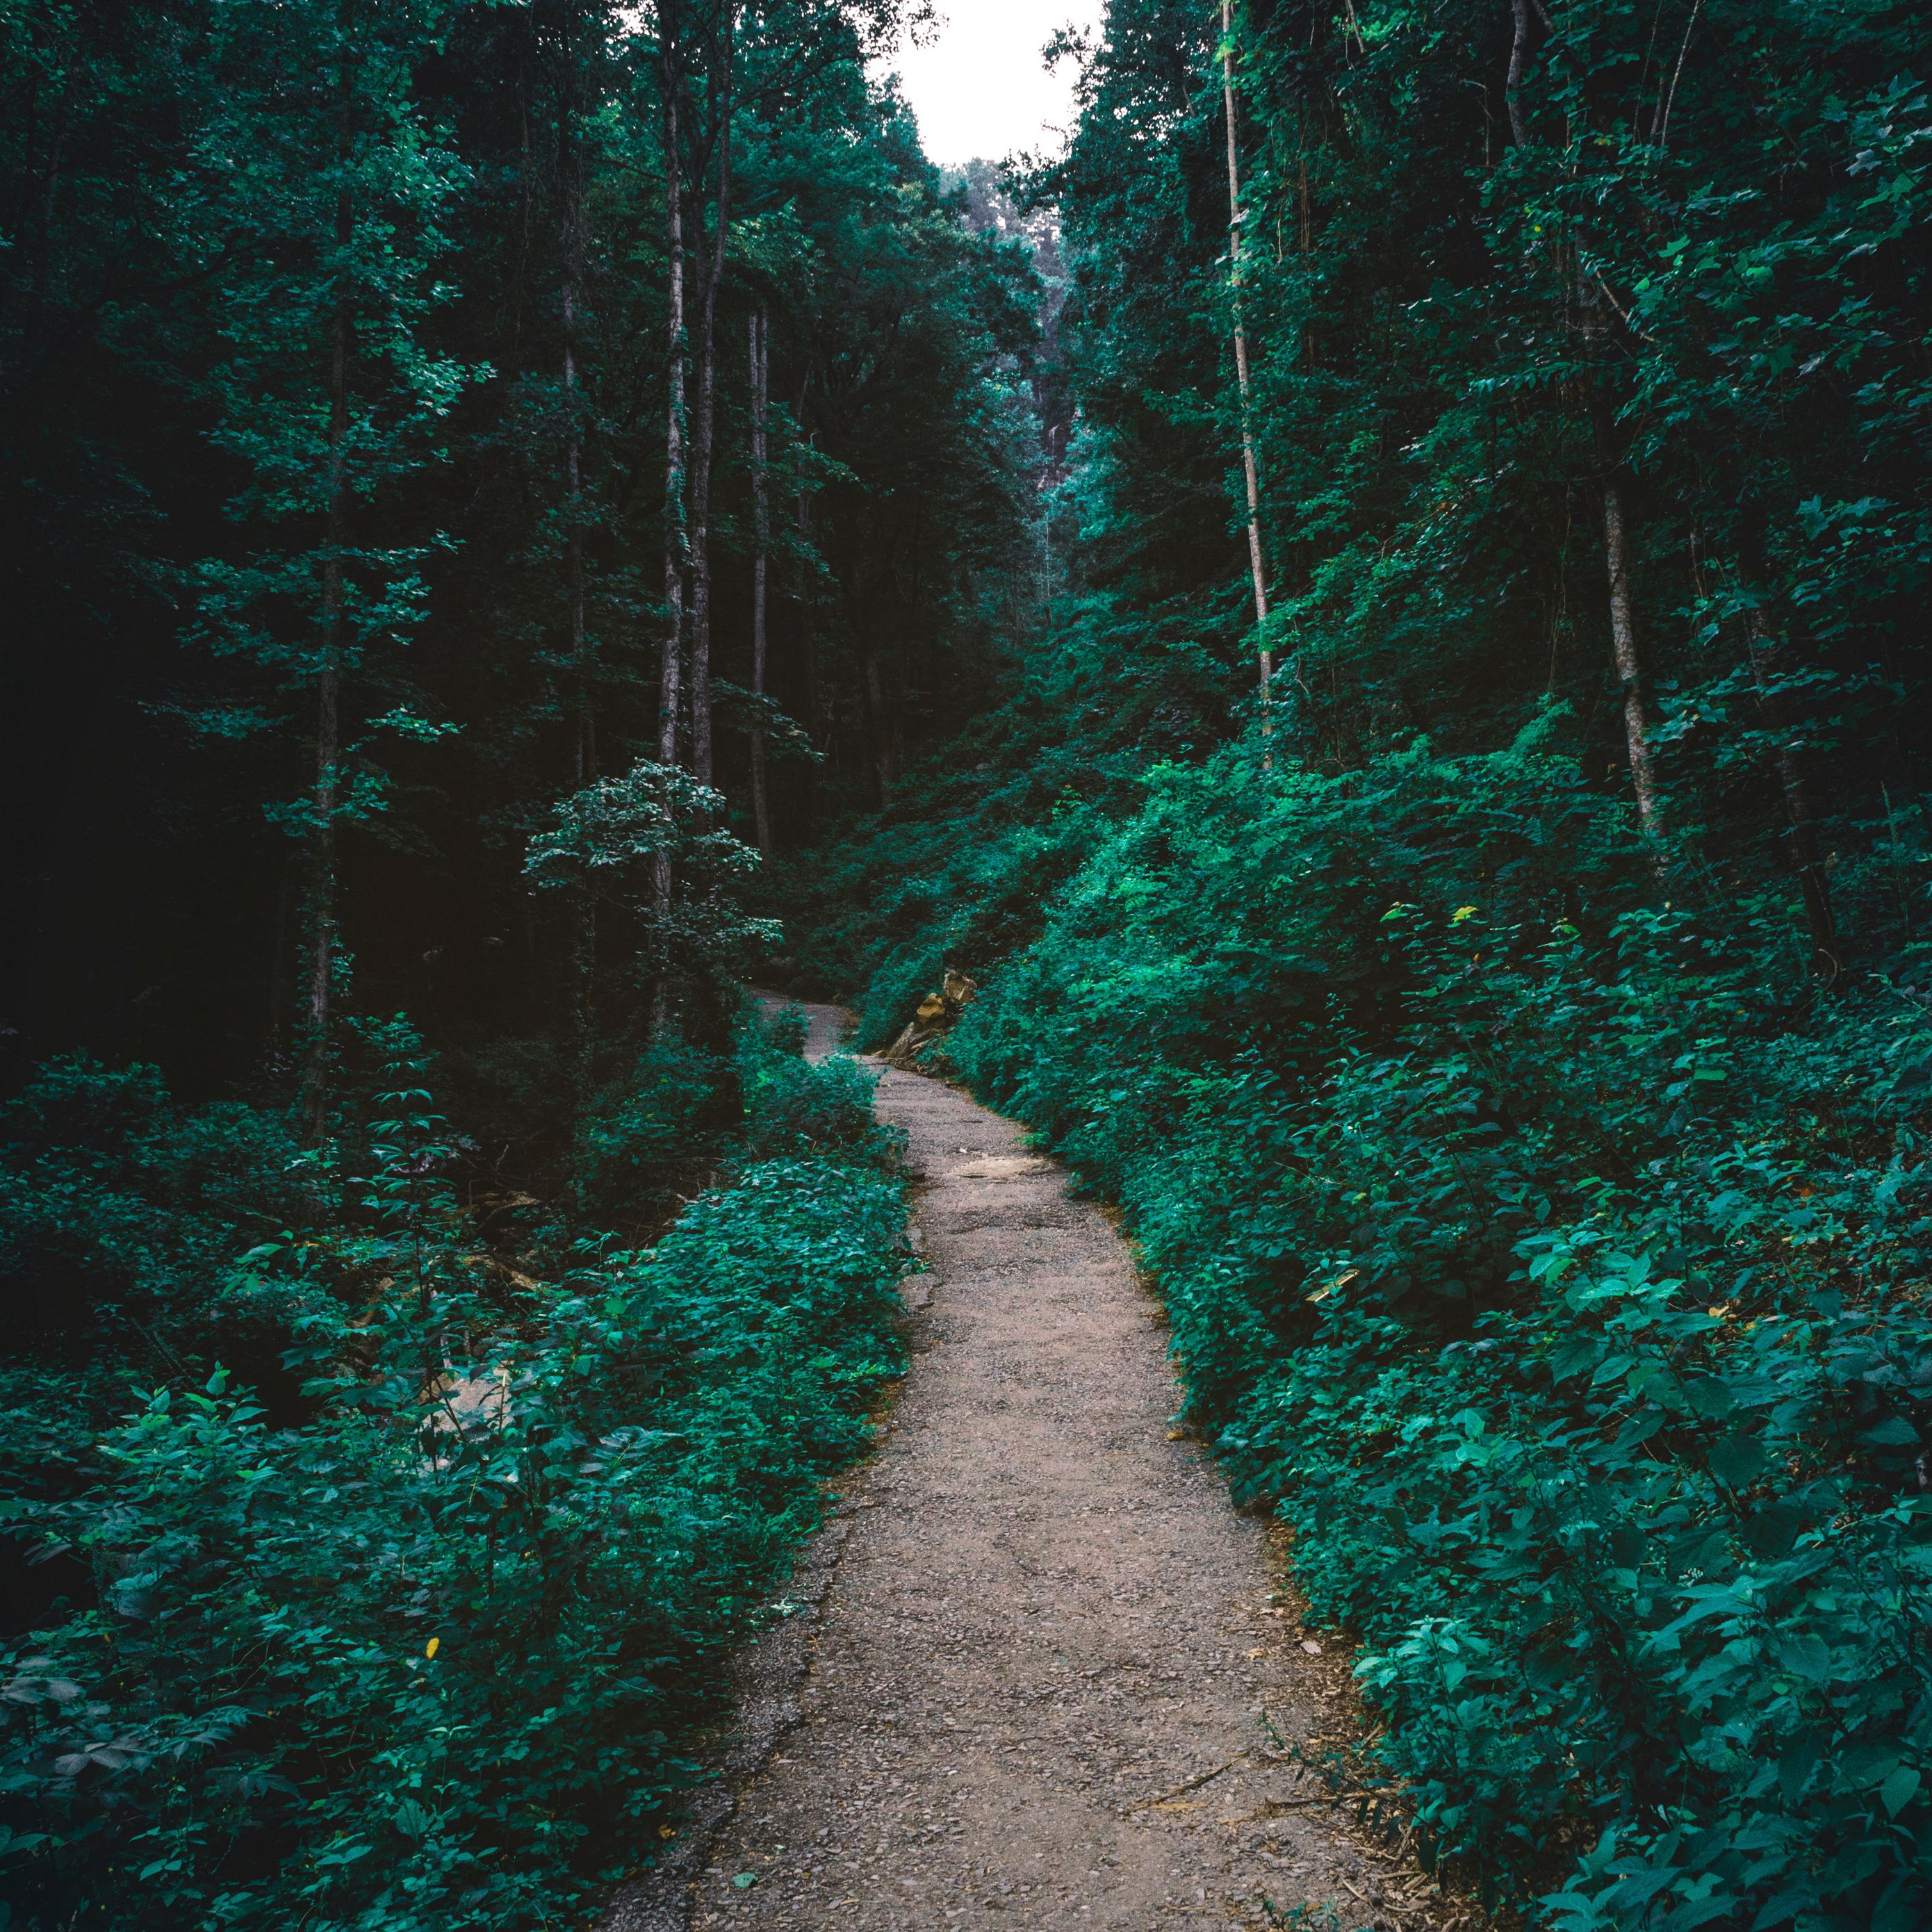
[1578, 266, 1662, 842]
[267, 853, 293, 1063]
[862, 643, 890, 805]
[1220, 0, 1272, 748]
[748, 303, 771, 856]
[651, 53, 687, 1007]
[846, 555, 890, 805]
[1742, 594, 1842, 974]
[658, 78, 687, 772]
[685, 19, 733, 791]
[798, 445, 821, 795]
[306, 128, 354, 1138]
[1601, 478, 1661, 836]
[561, 31, 593, 785]
[1506, 0, 1532, 147]
[564, 283, 597, 785]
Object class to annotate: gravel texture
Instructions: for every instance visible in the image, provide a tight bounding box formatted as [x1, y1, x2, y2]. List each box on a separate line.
[602, 1004, 1430, 1932]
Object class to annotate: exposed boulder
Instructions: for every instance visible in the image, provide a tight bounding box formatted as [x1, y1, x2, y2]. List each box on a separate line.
[883, 968, 977, 1068]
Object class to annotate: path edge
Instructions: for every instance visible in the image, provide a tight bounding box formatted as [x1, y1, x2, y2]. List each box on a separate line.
[592, 1495, 862, 1932]
[597, 1009, 922, 1932]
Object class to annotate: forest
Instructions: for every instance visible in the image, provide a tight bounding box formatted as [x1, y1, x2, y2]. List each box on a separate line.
[3, 1, 1930, 1929]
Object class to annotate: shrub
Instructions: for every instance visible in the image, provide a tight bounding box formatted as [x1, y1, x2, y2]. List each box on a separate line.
[738, 1008, 899, 1165]
[0, 1059, 315, 1372]
[571, 1039, 733, 1222]
[0, 1038, 910, 1931]
[883, 743, 1932, 1931]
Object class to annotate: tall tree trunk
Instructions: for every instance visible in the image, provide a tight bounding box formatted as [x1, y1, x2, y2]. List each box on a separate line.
[652, 47, 687, 994]
[748, 303, 771, 856]
[1578, 267, 1662, 841]
[564, 273, 591, 780]
[1506, 0, 1532, 147]
[561, 19, 593, 785]
[797, 440, 821, 808]
[862, 641, 890, 805]
[267, 853, 293, 1063]
[306, 42, 355, 1138]
[846, 555, 891, 806]
[658, 76, 687, 773]
[685, 17, 733, 791]
[1601, 477, 1662, 836]
[1220, 0, 1272, 747]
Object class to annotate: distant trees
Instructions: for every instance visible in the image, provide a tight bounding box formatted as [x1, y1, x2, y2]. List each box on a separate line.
[1, 0, 1040, 1088]
[1042, 0, 1929, 965]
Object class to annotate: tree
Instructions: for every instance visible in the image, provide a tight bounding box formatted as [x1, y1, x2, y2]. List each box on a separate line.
[185, 0, 475, 1124]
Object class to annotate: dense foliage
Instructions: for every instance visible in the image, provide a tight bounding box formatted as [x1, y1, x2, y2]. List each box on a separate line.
[2, 0, 1040, 1087]
[3, 6, 1003, 1922]
[788, 3, 1932, 1931]
[0, 1011, 909, 1929]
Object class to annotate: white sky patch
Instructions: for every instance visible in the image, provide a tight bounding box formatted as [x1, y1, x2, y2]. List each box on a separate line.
[883, 1, 1105, 168]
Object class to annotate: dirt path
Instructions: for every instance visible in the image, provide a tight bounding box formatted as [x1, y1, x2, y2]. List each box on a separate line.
[661, 1003, 1415, 1930]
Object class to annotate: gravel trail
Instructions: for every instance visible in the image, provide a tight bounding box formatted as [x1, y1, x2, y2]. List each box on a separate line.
[660, 1001, 1416, 1931]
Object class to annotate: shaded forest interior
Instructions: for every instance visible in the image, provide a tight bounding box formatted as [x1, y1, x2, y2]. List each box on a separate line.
[3, 0, 1061, 1099]
[6, 2, 1932, 1931]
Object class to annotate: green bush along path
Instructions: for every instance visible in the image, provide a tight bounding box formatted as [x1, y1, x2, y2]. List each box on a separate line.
[8, 1, 1932, 1929]
[0, 1017, 912, 1932]
[653, 1006, 1393, 1932]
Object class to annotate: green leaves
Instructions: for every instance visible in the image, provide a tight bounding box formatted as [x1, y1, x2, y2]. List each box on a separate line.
[871, 742, 1932, 1932]
[1704, 1431, 1765, 1490]
[526, 761, 781, 982]
[0, 1037, 910, 1932]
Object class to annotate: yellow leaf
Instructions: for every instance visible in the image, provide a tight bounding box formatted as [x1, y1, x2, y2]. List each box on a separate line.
[425, 1637, 439, 1660]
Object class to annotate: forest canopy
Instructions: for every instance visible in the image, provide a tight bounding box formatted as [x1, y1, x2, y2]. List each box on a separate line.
[5, 1, 1932, 1930]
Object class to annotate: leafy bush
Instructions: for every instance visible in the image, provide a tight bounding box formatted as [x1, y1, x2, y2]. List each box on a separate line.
[837, 742, 1932, 1931]
[0, 1059, 316, 1373]
[571, 1039, 734, 1222]
[0, 1031, 910, 1931]
[738, 1007, 899, 1164]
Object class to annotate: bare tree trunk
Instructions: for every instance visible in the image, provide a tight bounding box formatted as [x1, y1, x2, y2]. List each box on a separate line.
[1742, 596, 1842, 974]
[561, 22, 593, 785]
[1220, 0, 1272, 750]
[267, 854, 293, 1063]
[798, 445, 821, 786]
[1506, 0, 1532, 147]
[748, 302, 771, 856]
[846, 554, 891, 806]
[658, 78, 687, 772]
[1601, 477, 1661, 836]
[1578, 264, 1662, 844]
[862, 643, 891, 805]
[564, 278, 592, 778]
[686, 14, 733, 791]
[652, 51, 687, 999]
[306, 151, 353, 1139]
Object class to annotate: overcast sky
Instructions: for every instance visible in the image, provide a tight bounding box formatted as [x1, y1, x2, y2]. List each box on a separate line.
[884, 1, 1106, 168]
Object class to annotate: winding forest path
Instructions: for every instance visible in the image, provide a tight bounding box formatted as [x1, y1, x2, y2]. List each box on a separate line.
[679, 1002, 1419, 1931]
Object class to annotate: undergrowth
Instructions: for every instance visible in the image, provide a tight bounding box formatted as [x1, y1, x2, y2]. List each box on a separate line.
[806, 737, 1932, 1932]
[0, 1006, 909, 1931]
